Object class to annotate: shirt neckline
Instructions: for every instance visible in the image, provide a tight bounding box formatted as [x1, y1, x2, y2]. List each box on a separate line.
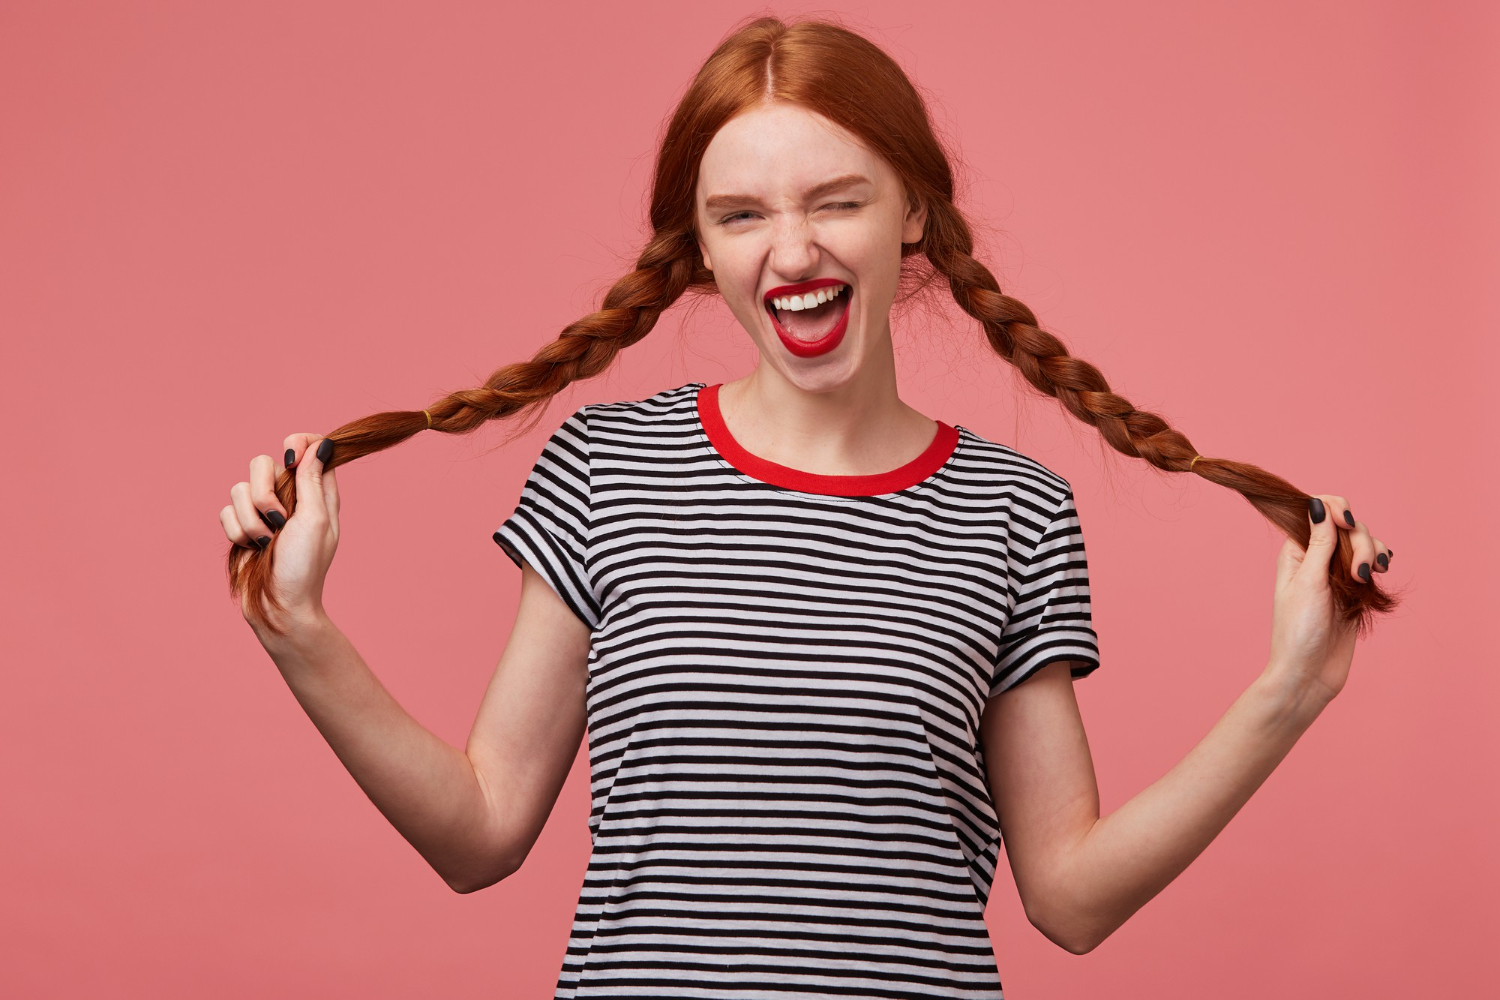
[693, 382, 961, 497]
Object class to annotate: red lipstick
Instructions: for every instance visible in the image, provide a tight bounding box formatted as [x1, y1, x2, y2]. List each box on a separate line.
[763, 278, 852, 359]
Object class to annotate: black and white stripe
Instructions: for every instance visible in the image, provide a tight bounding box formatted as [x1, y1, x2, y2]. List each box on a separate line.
[493, 382, 1100, 999]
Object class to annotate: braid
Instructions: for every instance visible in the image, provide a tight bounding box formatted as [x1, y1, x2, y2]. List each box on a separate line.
[228, 228, 699, 636]
[934, 244, 1200, 473]
[922, 216, 1396, 636]
[422, 230, 698, 444]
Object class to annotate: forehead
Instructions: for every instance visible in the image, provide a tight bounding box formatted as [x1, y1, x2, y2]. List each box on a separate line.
[697, 103, 883, 200]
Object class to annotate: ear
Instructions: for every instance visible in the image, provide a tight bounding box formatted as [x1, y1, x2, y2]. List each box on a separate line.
[695, 229, 713, 272]
[901, 193, 928, 245]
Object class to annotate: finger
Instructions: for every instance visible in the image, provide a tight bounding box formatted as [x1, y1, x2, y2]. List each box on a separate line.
[322, 462, 340, 525]
[1275, 533, 1306, 587]
[221, 503, 270, 549]
[249, 453, 287, 532]
[1322, 494, 1358, 531]
[293, 434, 333, 524]
[1372, 536, 1390, 573]
[316, 437, 340, 531]
[1347, 517, 1377, 585]
[281, 432, 323, 472]
[1305, 496, 1339, 571]
[229, 482, 273, 546]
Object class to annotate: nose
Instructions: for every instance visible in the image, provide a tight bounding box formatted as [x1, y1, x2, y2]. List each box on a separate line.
[767, 213, 821, 278]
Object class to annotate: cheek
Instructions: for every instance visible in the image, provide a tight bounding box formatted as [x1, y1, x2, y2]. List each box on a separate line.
[851, 233, 903, 285]
[706, 251, 763, 322]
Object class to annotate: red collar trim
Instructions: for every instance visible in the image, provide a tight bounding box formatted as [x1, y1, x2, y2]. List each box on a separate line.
[695, 382, 959, 497]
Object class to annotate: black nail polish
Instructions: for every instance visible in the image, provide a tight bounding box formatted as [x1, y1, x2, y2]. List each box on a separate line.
[316, 438, 335, 465]
[1358, 562, 1370, 581]
[1376, 552, 1388, 569]
[1386, 549, 1393, 560]
[1344, 510, 1355, 527]
[1308, 497, 1325, 524]
[254, 535, 270, 549]
[285, 448, 295, 469]
[263, 509, 286, 531]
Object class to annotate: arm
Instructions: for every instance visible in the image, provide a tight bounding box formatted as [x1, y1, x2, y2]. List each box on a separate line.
[982, 660, 1331, 954]
[985, 492, 1369, 953]
[261, 613, 502, 892]
[259, 561, 590, 894]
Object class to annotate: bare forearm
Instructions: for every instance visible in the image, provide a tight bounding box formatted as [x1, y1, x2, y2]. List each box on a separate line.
[1051, 670, 1331, 953]
[259, 614, 504, 892]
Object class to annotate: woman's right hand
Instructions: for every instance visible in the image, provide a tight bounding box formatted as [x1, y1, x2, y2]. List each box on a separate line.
[220, 434, 341, 635]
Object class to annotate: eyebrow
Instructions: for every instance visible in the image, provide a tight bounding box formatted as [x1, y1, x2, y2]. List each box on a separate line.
[704, 173, 874, 213]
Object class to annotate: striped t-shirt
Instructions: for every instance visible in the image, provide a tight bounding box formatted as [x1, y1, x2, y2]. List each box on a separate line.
[492, 380, 1100, 1000]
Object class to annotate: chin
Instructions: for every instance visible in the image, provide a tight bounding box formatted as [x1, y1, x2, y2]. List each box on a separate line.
[768, 348, 867, 393]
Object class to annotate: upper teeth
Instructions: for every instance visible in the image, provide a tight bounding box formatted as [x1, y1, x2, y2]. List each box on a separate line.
[770, 284, 847, 311]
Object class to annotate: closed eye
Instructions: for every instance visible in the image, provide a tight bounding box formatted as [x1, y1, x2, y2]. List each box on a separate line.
[718, 202, 862, 225]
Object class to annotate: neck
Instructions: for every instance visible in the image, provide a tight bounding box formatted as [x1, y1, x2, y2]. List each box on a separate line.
[717, 352, 935, 477]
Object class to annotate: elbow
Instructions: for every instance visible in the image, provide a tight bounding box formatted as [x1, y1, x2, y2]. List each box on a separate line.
[445, 853, 522, 895]
[447, 874, 487, 895]
[1060, 931, 1102, 956]
[449, 880, 488, 895]
[1027, 902, 1106, 956]
[446, 864, 513, 895]
[443, 813, 530, 894]
[1031, 918, 1096, 956]
[1032, 916, 1102, 956]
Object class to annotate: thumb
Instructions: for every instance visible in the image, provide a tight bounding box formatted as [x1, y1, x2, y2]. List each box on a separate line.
[1304, 495, 1338, 566]
[294, 435, 335, 522]
[321, 462, 340, 524]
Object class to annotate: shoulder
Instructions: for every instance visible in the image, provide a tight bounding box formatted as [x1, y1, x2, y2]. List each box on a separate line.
[581, 381, 701, 419]
[949, 424, 1074, 505]
[577, 381, 706, 442]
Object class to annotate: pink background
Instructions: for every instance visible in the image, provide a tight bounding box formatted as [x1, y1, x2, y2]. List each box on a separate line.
[2, 1, 1494, 996]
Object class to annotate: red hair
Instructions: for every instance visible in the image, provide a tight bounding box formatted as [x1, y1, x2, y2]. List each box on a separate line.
[230, 14, 1399, 636]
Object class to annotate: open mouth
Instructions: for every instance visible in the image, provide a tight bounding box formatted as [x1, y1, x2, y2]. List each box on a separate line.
[763, 282, 852, 342]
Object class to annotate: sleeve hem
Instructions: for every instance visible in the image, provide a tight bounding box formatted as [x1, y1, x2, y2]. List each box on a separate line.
[989, 626, 1100, 698]
[491, 522, 600, 631]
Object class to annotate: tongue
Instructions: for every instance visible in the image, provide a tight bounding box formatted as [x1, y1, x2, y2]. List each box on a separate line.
[779, 296, 842, 340]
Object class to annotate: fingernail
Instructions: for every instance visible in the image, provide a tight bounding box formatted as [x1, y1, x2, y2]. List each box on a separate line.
[262, 509, 286, 531]
[1386, 549, 1393, 560]
[1376, 552, 1388, 570]
[285, 448, 295, 469]
[316, 438, 335, 465]
[254, 535, 270, 549]
[1358, 562, 1370, 581]
[1344, 509, 1355, 527]
[1308, 497, 1325, 523]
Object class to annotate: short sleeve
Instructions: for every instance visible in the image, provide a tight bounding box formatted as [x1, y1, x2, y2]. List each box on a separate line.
[491, 405, 601, 630]
[989, 486, 1101, 698]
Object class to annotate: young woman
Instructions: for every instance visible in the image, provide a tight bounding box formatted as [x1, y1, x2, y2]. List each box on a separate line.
[220, 15, 1397, 999]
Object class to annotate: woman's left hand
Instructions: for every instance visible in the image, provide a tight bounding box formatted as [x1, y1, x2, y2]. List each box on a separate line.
[1266, 494, 1392, 704]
